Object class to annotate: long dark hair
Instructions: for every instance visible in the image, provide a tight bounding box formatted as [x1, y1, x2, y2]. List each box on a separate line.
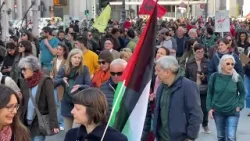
[57, 43, 69, 60]
[0, 85, 30, 141]
[186, 38, 198, 52]
[22, 31, 34, 42]
[18, 40, 32, 56]
[225, 34, 239, 54]
[237, 31, 249, 45]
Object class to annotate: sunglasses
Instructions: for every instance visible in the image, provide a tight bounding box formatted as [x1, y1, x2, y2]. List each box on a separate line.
[98, 60, 106, 65]
[226, 63, 234, 66]
[110, 71, 123, 76]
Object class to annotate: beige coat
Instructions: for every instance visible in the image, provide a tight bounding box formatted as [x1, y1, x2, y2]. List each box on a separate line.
[51, 58, 66, 100]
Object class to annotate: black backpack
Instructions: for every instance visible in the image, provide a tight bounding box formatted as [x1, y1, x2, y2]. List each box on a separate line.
[1, 75, 6, 84]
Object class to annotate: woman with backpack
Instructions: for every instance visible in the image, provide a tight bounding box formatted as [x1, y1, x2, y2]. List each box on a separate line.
[54, 48, 91, 132]
[206, 54, 245, 141]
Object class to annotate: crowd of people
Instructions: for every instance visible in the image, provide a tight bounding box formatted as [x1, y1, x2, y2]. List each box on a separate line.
[0, 16, 249, 141]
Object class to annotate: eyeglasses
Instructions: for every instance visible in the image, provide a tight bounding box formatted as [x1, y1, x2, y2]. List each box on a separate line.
[196, 50, 204, 54]
[5, 104, 20, 112]
[226, 63, 234, 66]
[98, 60, 106, 65]
[19, 45, 24, 47]
[110, 71, 123, 76]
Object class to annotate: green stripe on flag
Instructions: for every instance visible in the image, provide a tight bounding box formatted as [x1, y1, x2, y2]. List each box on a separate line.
[109, 81, 126, 127]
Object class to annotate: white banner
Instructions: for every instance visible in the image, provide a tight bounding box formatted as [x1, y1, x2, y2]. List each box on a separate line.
[215, 10, 230, 33]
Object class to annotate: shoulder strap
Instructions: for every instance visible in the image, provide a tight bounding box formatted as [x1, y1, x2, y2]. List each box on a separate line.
[215, 53, 220, 61]
[29, 76, 50, 117]
[210, 72, 218, 96]
[213, 72, 218, 88]
[1, 75, 6, 84]
[29, 75, 50, 105]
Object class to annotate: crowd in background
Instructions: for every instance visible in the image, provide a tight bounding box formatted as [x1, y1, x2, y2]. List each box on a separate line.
[0, 16, 250, 141]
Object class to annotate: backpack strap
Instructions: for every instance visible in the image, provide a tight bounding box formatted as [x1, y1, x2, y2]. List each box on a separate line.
[1, 75, 6, 85]
[32, 75, 51, 103]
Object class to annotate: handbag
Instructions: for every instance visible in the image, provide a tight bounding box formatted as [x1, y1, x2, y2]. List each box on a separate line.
[29, 76, 56, 136]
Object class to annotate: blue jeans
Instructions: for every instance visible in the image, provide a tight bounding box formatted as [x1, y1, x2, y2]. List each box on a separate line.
[54, 89, 64, 127]
[244, 75, 250, 108]
[214, 112, 240, 141]
[57, 101, 64, 127]
[31, 136, 45, 141]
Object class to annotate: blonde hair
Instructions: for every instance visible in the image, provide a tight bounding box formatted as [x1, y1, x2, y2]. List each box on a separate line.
[218, 54, 239, 82]
[65, 48, 84, 75]
[120, 49, 132, 61]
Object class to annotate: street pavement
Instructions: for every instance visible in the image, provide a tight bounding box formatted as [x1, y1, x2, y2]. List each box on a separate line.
[46, 109, 250, 141]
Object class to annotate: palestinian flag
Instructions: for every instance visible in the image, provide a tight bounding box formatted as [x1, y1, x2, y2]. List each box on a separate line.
[106, 1, 158, 140]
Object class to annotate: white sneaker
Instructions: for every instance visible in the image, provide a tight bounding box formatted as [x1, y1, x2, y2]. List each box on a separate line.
[60, 127, 64, 131]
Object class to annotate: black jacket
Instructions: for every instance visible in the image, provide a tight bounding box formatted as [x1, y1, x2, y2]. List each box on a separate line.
[100, 79, 116, 117]
[1, 53, 16, 76]
[185, 57, 209, 84]
[64, 124, 128, 141]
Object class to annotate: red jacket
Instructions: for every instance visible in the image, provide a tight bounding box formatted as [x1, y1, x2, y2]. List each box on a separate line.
[230, 25, 236, 38]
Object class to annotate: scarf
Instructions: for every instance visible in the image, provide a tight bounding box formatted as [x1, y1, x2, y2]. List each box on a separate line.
[91, 68, 110, 88]
[0, 126, 12, 141]
[26, 71, 43, 88]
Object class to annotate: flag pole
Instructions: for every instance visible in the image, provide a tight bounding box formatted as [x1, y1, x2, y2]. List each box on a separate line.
[100, 80, 126, 141]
